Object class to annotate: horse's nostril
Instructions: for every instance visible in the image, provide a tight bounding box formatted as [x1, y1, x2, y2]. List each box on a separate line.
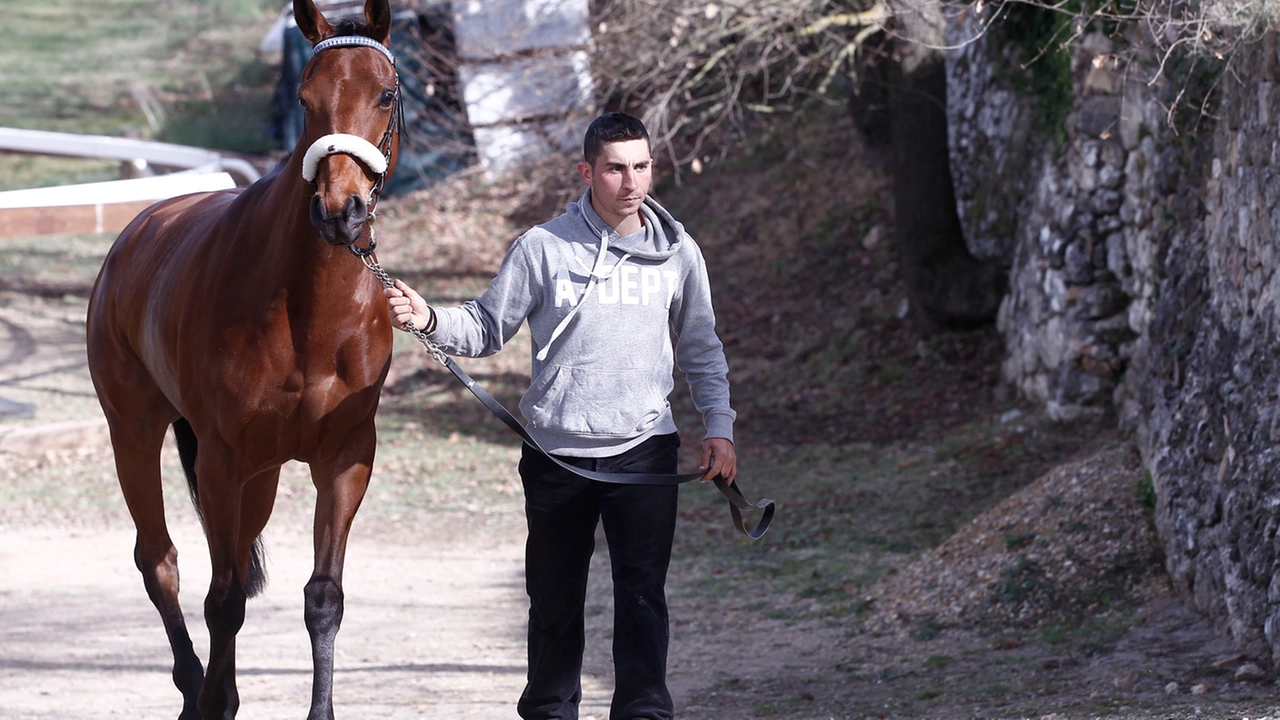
[344, 194, 368, 227]
[310, 194, 328, 229]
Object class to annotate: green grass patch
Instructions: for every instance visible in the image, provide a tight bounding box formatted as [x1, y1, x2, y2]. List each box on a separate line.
[0, 0, 279, 146]
[0, 156, 122, 193]
[0, 232, 116, 287]
[669, 410, 1110, 627]
[1033, 616, 1130, 656]
[924, 654, 953, 669]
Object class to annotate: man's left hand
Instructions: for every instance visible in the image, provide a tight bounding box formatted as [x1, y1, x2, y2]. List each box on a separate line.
[699, 437, 737, 484]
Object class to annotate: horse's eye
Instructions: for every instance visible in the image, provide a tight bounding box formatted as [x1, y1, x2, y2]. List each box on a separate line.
[379, 89, 395, 109]
[297, 96, 307, 109]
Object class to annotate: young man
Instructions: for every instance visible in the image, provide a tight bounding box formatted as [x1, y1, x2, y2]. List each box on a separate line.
[384, 111, 737, 720]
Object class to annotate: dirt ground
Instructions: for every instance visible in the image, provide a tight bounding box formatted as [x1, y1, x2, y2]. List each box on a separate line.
[4, 197, 1280, 718]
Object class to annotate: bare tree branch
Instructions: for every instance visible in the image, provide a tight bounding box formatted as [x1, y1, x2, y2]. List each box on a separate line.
[591, 0, 889, 171]
[584, 0, 1262, 174]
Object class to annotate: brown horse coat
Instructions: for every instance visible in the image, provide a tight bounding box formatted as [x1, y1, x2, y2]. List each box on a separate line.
[86, 1, 400, 717]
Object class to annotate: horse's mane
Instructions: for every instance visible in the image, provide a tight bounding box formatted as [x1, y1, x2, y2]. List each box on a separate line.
[331, 17, 376, 39]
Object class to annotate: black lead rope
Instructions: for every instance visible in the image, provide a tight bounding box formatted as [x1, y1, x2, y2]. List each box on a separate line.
[441, 357, 775, 539]
[362, 255, 775, 539]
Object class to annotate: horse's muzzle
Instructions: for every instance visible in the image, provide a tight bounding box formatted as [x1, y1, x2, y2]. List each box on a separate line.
[310, 193, 369, 246]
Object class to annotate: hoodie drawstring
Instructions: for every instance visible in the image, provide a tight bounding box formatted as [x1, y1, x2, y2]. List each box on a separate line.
[536, 230, 631, 362]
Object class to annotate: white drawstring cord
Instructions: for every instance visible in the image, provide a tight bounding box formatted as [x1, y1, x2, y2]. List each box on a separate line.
[536, 230, 631, 362]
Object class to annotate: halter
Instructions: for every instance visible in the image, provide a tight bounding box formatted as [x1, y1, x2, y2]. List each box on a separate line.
[301, 33, 402, 257]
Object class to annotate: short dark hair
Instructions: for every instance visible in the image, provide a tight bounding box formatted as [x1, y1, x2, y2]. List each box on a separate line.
[583, 112, 650, 165]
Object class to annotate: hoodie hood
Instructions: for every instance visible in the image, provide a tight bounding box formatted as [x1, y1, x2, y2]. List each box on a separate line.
[568, 189, 684, 261]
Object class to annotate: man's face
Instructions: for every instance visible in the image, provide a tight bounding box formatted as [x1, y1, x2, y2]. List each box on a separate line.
[578, 138, 653, 228]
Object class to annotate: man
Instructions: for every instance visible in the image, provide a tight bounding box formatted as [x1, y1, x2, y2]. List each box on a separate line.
[384, 111, 737, 720]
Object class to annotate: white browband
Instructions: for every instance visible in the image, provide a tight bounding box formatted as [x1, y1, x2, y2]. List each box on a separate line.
[302, 133, 389, 183]
[311, 35, 395, 65]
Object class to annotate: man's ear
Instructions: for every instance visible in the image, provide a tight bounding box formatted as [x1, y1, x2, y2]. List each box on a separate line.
[577, 161, 593, 186]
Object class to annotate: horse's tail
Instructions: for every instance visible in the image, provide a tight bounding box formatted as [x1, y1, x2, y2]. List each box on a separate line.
[172, 417, 269, 598]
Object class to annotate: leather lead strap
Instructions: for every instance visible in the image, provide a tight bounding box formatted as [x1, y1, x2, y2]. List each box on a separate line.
[443, 357, 775, 539]
[359, 254, 773, 539]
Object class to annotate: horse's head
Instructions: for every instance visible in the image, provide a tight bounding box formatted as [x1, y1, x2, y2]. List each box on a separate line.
[293, 0, 401, 248]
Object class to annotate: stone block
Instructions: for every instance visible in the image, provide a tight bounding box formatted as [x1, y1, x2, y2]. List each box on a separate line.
[1064, 239, 1094, 284]
[1090, 188, 1124, 215]
[1099, 163, 1124, 189]
[1073, 96, 1122, 139]
[459, 51, 593, 127]
[1106, 232, 1132, 280]
[470, 119, 584, 176]
[452, 0, 590, 61]
[1075, 282, 1129, 320]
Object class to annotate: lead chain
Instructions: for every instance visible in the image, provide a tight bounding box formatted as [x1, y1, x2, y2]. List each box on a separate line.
[360, 253, 449, 366]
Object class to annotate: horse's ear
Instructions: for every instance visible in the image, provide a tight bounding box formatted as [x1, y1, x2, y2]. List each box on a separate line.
[294, 0, 333, 45]
[365, 0, 393, 45]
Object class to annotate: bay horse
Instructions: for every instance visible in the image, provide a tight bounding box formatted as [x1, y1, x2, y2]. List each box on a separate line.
[86, 0, 401, 717]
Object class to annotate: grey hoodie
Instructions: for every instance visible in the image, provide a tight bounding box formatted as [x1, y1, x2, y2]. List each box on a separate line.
[428, 189, 736, 457]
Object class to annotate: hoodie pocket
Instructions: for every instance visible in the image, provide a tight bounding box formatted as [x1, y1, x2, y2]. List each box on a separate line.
[524, 364, 668, 438]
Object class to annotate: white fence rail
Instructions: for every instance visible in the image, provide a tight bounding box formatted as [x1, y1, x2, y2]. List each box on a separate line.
[0, 127, 261, 185]
[0, 172, 237, 209]
[0, 127, 260, 238]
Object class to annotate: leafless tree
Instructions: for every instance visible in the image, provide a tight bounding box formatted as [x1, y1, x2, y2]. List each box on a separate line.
[589, 0, 889, 172]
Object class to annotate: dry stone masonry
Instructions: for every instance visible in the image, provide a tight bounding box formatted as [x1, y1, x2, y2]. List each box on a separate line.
[945, 9, 1280, 661]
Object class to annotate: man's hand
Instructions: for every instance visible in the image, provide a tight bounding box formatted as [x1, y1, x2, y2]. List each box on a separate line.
[383, 279, 432, 332]
[699, 437, 737, 484]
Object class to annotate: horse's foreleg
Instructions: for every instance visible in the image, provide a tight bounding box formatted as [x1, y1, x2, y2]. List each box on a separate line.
[200, 568, 246, 720]
[107, 415, 204, 720]
[196, 468, 279, 719]
[304, 453, 373, 720]
[194, 445, 251, 720]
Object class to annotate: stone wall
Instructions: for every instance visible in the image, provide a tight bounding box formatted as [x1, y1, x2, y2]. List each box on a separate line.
[1141, 48, 1280, 660]
[946, 9, 1280, 660]
[947, 11, 1175, 427]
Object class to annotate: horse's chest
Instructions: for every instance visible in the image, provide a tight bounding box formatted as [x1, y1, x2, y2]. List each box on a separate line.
[207, 317, 389, 452]
[231, 369, 378, 460]
[255, 366, 374, 419]
[225, 324, 382, 405]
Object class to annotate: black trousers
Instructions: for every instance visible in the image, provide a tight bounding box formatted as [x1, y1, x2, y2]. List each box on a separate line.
[516, 433, 681, 720]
